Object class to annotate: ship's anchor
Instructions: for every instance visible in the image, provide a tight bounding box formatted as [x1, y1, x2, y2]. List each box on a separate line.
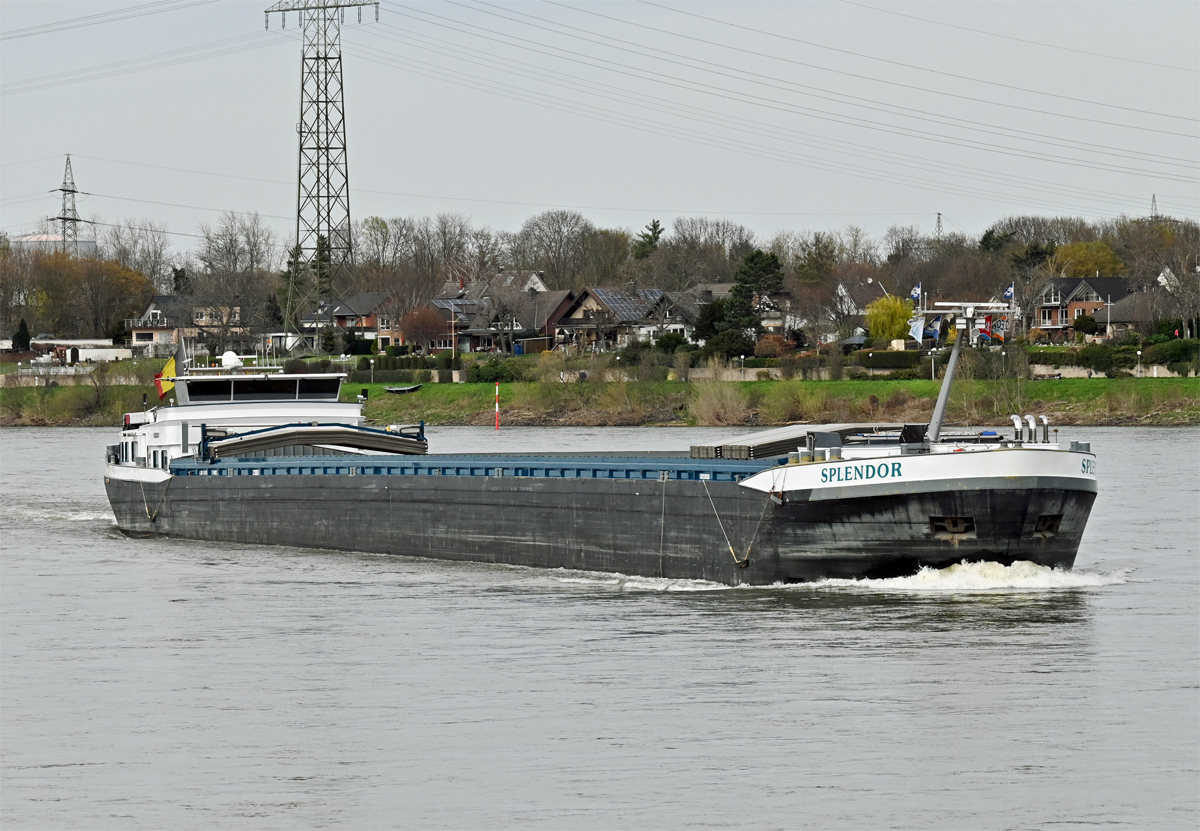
[701, 478, 773, 569]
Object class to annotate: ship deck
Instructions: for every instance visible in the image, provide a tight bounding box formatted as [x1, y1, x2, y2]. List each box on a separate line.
[169, 453, 784, 483]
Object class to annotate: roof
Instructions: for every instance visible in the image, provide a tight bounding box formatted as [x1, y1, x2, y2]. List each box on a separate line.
[589, 287, 665, 322]
[1034, 276, 1130, 304]
[1071, 276, 1129, 303]
[838, 280, 887, 311]
[688, 283, 735, 300]
[302, 292, 389, 323]
[1103, 288, 1157, 324]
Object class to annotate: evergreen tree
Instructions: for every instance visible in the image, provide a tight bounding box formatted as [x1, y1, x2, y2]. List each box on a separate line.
[171, 266, 191, 294]
[264, 295, 284, 327]
[693, 298, 729, 341]
[631, 219, 664, 260]
[725, 249, 784, 333]
[13, 318, 31, 351]
[794, 232, 839, 283]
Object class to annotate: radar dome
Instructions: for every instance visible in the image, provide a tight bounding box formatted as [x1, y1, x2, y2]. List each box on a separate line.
[221, 351, 243, 368]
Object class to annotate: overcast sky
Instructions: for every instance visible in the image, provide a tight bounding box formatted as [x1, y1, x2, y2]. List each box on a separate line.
[2, 0, 1197, 254]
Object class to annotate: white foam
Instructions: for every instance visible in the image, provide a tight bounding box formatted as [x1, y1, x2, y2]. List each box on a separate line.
[547, 571, 732, 592]
[812, 560, 1130, 593]
[0, 507, 115, 524]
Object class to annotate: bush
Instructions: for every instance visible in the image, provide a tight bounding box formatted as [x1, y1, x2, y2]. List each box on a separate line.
[654, 331, 688, 353]
[702, 330, 756, 360]
[1145, 339, 1199, 365]
[1076, 344, 1114, 374]
[349, 369, 416, 384]
[467, 358, 517, 383]
[754, 334, 790, 358]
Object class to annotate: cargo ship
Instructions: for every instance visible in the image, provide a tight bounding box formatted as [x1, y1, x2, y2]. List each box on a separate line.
[104, 305, 1098, 585]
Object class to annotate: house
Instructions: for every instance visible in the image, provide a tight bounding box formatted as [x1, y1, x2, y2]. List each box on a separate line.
[1031, 276, 1129, 340]
[556, 287, 693, 350]
[300, 292, 390, 345]
[823, 278, 889, 339]
[126, 296, 252, 357]
[423, 280, 575, 354]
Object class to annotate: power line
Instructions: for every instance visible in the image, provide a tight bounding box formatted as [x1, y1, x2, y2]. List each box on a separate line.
[530, 0, 1195, 142]
[358, 23, 1174, 209]
[634, 0, 1198, 124]
[0, 155, 72, 169]
[346, 37, 1135, 217]
[1, 33, 288, 96]
[377, 5, 1197, 182]
[68, 153, 937, 217]
[482, 0, 1196, 160]
[840, 0, 1198, 74]
[0, 0, 218, 41]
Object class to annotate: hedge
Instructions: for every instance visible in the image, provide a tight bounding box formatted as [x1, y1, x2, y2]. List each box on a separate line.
[852, 350, 921, 369]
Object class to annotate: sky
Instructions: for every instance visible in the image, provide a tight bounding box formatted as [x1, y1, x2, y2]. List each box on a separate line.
[2, 0, 1197, 256]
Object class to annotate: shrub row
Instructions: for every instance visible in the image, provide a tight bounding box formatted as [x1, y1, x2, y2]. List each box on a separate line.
[358, 355, 438, 371]
[851, 350, 921, 369]
[348, 369, 434, 384]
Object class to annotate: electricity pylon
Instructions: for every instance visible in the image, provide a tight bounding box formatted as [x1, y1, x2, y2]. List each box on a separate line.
[265, 0, 378, 275]
[52, 154, 80, 256]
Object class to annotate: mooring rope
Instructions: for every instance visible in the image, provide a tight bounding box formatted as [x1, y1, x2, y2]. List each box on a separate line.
[138, 475, 173, 522]
[658, 474, 668, 578]
[701, 477, 749, 567]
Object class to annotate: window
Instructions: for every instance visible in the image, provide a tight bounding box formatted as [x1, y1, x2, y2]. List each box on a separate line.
[378, 317, 392, 330]
[434, 338, 454, 349]
[135, 332, 154, 342]
[194, 310, 207, 323]
[1043, 288, 1061, 304]
[1041, 308, 1054, 326]
[1075, 308, 1085, 318]
[230, 308, 240, 322]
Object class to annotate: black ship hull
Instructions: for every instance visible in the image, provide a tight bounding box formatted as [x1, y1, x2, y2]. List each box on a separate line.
[106, 467, 1094, 586]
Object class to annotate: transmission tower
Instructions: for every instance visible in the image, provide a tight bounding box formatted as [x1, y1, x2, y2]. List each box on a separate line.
[52, 154, 81, 256]
[265, 0, 378, 282]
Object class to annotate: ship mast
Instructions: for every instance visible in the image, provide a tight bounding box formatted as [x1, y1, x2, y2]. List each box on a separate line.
[926, 302, 1009, 443]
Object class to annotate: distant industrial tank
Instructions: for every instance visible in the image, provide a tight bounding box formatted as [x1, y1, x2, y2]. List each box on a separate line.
[8, 233, 98, 257]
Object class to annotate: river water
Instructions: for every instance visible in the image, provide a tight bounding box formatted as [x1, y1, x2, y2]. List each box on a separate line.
[2, 426, 1197, 829]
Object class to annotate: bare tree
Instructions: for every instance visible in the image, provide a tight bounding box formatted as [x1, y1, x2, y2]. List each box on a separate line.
[196, 212, 280, 275]
[519, 210, 595, 289]
[97, 218, 173, 291]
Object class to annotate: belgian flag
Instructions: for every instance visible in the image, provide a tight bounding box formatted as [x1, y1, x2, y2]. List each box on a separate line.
[154, 342, 186, 400]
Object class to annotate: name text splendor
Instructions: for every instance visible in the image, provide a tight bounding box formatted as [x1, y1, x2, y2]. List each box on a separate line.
[820, 461, 903, 484]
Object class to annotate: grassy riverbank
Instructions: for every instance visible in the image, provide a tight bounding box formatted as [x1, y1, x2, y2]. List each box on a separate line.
[2, 377, 1197, 428]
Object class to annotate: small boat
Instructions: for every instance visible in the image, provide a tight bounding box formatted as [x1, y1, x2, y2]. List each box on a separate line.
[104, 303, 1097, 585]
[384, 384, 423, 394]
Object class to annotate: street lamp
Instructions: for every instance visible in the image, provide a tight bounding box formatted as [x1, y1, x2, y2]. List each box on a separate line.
[1136, 350, 1142, 377]
[369, 358, 375, 384]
